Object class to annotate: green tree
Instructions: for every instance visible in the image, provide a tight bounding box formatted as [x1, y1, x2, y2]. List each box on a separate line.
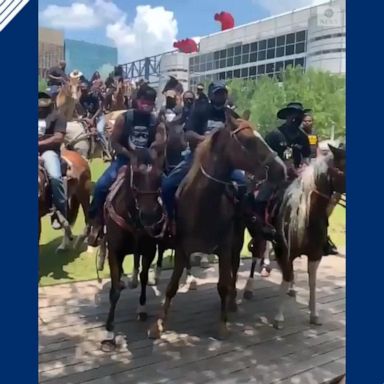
[38, 78, 47, 92]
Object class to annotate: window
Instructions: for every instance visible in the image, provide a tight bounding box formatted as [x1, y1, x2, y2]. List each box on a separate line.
[285, 59, 294, 68]
[214, 60, 220, 70]
[287, 33, 295, 44]
[249, 66, 257, 76]
[190, 57, 195, 66]
[241, 67, 249, 78]
[234, 56, 241, 65]
[227, 57, 233, 67]
[214, 51, 220, 60]
[199, 63, 206, 72]
[227, 47, 234, 57]
[234, 69, 241, 78]
[195, 56, 200, 66]
[226, 70, 233, 79]
[200, 54, 207, 63]
[257, 50, 266, 61]
[257, 64, 265, 74]
[219, 59, 226, 68]
[250, 52, 257, 62]
[275, 61, 284, 73]
[276, 46, 285, 57]
[296, 30, 306, 42]
[295, 42, 305, 54]
[259, 40, 267, 50]
[277, 35, 285, 46]
[267, 38, 276, 48]
[285, 44, 295, 56]
[242, 53, 250, 64]
[207, 62, 213, 71]
[267, 48, 275, 59]
[242, 44, 250, 54]
[234, 45, 241, 55]
[266, 63, 275, 74]
[295, 57, 305, 67]
[219, 50, 226, 59]
[250, 42, 258, 52]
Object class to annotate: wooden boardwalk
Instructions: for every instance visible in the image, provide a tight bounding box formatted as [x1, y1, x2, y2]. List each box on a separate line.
[39, 255, 345, 384]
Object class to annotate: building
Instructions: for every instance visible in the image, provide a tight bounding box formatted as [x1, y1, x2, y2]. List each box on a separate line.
[120, 0, 345, 94]
[64, 39, 118, 80]
[39, 27, 64, 78]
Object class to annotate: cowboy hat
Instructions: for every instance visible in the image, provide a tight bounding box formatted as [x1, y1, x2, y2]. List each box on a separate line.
[38, 91, 53, 107]
[208, 81, 227, 98]
[277, 102, 311, 120]
[69, 70, 83, 79]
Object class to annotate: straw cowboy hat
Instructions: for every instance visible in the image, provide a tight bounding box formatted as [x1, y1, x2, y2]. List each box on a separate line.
[277, 102, 311, 120]
[69, 70, 83, 79]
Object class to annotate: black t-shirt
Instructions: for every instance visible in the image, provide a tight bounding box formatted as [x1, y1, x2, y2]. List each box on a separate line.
[79, 92, 103, 116]
[119, 110, 157, 151]
[47, 66, 66, 86]
[265, 123, 311, 168]
[38, 110, 66, 153]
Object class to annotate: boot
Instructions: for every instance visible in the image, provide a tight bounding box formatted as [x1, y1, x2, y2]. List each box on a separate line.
[250, 200, 277, 242]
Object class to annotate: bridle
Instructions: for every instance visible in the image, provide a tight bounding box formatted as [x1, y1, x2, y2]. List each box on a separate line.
[200, 124, 279, 186]
[312, 166, 345, 202]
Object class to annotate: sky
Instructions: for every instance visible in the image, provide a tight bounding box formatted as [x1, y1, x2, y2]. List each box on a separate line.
[38, 0, 326, 63]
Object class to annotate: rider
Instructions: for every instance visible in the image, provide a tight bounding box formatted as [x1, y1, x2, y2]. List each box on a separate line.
[161, 81, 247, 232]
[180, 90, 195, 125]
[78, 82, 108, 155]
[196, 83, 209, 107]
[47, 60, 67, 98]
[88, 84, 165, 245]
[159, 89, 183, 123]
[38, 92, 68, 229]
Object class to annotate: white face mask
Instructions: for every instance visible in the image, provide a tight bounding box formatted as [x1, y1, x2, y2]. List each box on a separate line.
[38, 119, 47, 137]
[165, 110, 176, 122]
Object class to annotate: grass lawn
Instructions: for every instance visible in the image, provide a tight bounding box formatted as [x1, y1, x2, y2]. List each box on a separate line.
[39, 159, 346, 286]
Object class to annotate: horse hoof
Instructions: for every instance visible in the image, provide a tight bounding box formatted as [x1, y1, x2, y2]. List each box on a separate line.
[243, 290, 253, 300]
[148, 320, 163, 339]
[188, 279, 197, 291]
[147, 277, 156, 286]
[260, 268, 271, 278]
[138, 312, 148, 322]
[310, 316, 322, 326]
[228, 301, 238, 313]
[273, 320, 284, 330]
[218, 323, 229, 340]
[287, 289, 297, 298]
[100, 339, 116, 352]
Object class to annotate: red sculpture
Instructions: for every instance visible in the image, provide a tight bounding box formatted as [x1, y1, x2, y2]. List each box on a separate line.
[214, 11, 235, 31]
[173, 38, 198, 53]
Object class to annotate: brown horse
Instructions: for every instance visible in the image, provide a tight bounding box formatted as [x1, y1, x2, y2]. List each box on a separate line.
[244, 145, 345, 328]
[38, 149, 92, 252]
[148, 111, 287, 339]
[101, 149, 166, 351]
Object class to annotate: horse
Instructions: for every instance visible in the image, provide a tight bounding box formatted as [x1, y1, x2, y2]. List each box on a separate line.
[148, 110, 287, 339]
[38, 148, 92, 252]
[100, 148, 167, 351]
[244, 145, 345, 328]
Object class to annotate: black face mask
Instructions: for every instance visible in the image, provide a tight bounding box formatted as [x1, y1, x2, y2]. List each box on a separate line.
[211, 99, 226, 110]
[38, 106, 52, 119]
[184, 99, 193, 107]
[166, 97, 176, 109]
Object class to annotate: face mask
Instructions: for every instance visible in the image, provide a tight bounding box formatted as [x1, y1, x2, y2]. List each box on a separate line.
[136, 99, 154, 113]
[166, 97, 176, 109]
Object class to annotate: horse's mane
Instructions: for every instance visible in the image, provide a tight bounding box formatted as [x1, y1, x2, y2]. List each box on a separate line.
[281, 155, 332, 247]
[182, 132, 216, 192]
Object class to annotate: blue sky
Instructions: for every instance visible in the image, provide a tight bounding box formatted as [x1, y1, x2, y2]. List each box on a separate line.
[39, 0, 320, 61]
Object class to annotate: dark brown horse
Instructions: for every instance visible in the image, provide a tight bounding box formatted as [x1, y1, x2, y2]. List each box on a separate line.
[101, 149, 166, 351]
[244, 145, 345, 328]
[148, 111, 287, 339]
[38, 149, 92, 252]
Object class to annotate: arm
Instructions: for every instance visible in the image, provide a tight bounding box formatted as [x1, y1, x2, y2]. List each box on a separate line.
[185, 107, 205, 148]
[150, 122, 167, 152]
[38, 113, 66, 152]
[110, 114, 132, 159]
[47, 68, 63, 82]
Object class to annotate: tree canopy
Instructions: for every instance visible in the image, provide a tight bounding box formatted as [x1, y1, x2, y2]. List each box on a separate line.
[227, 67, 345, 140]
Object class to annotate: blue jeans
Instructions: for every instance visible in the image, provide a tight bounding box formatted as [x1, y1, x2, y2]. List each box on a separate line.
[89, 156, 129, 220]
[96, 114, 108, 151]
[161, 152, 247, 219]
[41, 150, 67, 217]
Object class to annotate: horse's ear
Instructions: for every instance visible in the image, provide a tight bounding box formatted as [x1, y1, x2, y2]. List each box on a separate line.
[242, 110, 251, 121]
[225, 109, 238, 130]
[328, 144, 345, 161]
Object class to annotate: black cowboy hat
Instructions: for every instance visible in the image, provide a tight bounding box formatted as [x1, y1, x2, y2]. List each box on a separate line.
[277, 102, 311, 120]
[208, 81, 227, 98]
[162, 76, 183, 95]
[38, 91, 53, 107]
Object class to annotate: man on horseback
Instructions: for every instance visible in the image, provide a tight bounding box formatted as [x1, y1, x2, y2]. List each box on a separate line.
[88, 84, 165, 245]
[38, 92, 68, 229]
[47, 60, 67, 99]
[162, 81, 247, 233]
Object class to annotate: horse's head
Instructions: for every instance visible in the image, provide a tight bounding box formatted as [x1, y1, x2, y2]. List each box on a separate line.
[218, 110, 286, 183]
[129, 149, 166, 237]
[328, 144, 346, 194]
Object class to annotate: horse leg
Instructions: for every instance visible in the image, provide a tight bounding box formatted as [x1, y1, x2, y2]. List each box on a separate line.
[101, 249, 123, 351]
[244, 237, 266, 300]
[153, 242, 166, 286]
[148, 245, 186, 339]
[129, 252, 140, 289]
[260, 241, 272, 277]
[137, 242, 157, 321]
[273, 251, 294, 330]
[74, 181, 91, 249]
[308, 258, 322, 325]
